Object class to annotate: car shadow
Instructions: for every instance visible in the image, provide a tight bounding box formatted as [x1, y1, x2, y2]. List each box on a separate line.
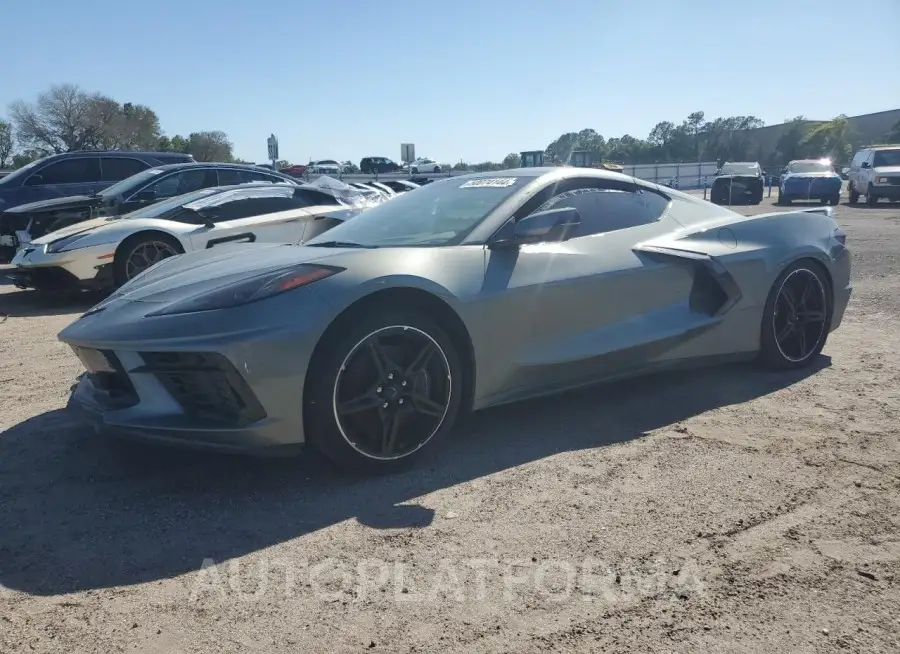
[0, 288, 102, 318]
[0, 356, 830, 596]
[840, 201, 900, 210]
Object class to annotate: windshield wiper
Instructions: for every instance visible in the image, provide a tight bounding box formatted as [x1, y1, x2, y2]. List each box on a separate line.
[305, 240, 377, 248]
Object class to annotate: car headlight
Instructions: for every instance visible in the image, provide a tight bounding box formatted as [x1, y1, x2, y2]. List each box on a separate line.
[876, 177, 891, 184]
[45, 232, 111, 254]
[146, 264, 343, 317]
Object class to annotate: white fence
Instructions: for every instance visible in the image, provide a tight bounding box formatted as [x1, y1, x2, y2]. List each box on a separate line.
[620, 161, 719, 190]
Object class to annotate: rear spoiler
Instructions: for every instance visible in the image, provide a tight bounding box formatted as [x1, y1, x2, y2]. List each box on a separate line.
[754, 206, 835, 219]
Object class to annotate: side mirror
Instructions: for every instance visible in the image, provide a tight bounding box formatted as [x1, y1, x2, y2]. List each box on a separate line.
[133, 189, 156, 204]
[195, 209, 216, 228]
[861, 162, 870, 169]
[24, 174, 44, 187]
[493, 207, 581, 248]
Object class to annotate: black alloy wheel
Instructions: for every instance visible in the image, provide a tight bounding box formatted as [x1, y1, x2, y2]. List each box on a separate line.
[306, 310, 463, 472]
[759, 261, 831, 369]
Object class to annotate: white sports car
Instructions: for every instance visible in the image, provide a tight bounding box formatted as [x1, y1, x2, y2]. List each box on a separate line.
[8, 182, 370, 292]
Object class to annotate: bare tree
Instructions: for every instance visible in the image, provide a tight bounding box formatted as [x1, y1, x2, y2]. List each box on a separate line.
[187, 131, 233, 162]
[9, 83, 162, 154]
[0, 119, 13, 167]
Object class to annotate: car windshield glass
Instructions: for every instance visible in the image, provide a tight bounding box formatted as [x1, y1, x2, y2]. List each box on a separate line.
[719, 163, 758, 175]
[120, 187, 222, 220]
[873, 149, 900, 167]
[97, 167, 169, 197]
[788, 161, 833, 174]
[304, 174, 536, 247]
[0, 157, 47, 186]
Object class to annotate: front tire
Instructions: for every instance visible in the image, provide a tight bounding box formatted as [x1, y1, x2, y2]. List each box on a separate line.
[758, 260, 831, 370]
[113, 232, 183, 287]
[305, 309, 464, 473]
[411, 167, 419, 175]
[828, 194, 840, 206]
[848, 184, 859, 204]
[866, 184, 879, 206]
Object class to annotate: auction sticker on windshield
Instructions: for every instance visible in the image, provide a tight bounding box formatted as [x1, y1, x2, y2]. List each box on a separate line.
[459, 178, 517, 188]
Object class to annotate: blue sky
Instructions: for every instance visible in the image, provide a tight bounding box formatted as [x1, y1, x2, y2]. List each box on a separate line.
[3, 0, 898, 165]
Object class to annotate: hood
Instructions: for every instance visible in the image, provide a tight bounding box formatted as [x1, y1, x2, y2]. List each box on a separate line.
[873, 165, 900, 175]
[91, 242, 360, 306]
[30, 216, 122, 245]
[3, 194, 99, 215]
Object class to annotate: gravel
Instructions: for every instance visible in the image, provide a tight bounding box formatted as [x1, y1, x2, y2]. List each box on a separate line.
[1, 193, 898, 653]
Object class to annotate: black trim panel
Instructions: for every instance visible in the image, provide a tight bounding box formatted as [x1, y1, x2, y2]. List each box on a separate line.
[205, 232, 257, 248]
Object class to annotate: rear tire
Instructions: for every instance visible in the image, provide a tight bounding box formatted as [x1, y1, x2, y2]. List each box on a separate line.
[411, 167, 419, 175]
[758, 260, 832, 370]
[113, 232, 184, 287]
[305, 309, 464, 474]
[829, 194, 840, 206]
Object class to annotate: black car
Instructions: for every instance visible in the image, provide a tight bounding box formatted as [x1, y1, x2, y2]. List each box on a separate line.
[710, 161, 765, 205]
[359, 156, 401, 175]
[0, 163, 297, 263]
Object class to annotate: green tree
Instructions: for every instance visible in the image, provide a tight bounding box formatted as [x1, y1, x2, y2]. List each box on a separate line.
[802, 115, 853, 163]
[501, 152, 521, 168]
[775, 116, 810, 163]
[185, 131, 233, 162]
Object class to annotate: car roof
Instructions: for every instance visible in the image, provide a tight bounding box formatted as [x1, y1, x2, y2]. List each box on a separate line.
[722, 161, 759, 165]
[865, 145, 900, 151]
[144, 162, 292, 173]
[789, 159, 830, 163]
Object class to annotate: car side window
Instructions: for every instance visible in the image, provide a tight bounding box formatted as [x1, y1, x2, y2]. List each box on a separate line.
[525, 181, 669, 239]
[26, 157, 102, 186]
[210, 196, 305, 222]
[101, 157, 150, 182]
[143, 169, 215, 200]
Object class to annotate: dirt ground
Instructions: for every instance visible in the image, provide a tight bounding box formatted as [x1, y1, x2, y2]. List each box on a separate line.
[1, 192, 898, 654]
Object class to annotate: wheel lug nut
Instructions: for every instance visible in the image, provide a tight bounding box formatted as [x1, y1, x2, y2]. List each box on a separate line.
[376, 387, 382, 393]
[401, 380, 407, 387]
[398, 398, 404, 405]
[382, 402, 389, 409]
[388, 373, 394, 380]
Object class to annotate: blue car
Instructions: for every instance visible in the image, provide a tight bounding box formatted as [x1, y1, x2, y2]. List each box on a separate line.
[777, 159, 843, 206]
[0, 150, 194, 213]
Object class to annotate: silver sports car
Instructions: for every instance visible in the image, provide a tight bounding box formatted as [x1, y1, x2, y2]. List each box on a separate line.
[58, 167, 852, 472]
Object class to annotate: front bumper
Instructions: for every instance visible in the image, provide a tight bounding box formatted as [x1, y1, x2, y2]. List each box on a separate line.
[8, 242, 117, 290]
[870, 183, 900, 201]
[710, 179, 763, 203]
[59, 286, 334, 453]
[781, 179, 842, 200]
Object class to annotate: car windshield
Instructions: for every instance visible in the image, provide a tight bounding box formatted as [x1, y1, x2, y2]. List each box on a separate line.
[304, 174, 536, 247]
[873, 149, 900, 167]
[719, 163, 759, 175]
[0, 157, 47, 186]
[119, 187, 222, 220]
[788, 161, 833, 174]
[97, 167, 170, 198]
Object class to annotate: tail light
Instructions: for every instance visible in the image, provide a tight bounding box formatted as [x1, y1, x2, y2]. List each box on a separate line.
[833, 227, 846, 245]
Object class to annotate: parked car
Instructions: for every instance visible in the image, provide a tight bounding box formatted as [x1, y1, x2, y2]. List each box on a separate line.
[309, 160, 343, 175]
[710, 161, 764, 205]
[360, 157, 402, 175]
[0, 151, 193, 213]
[777, 159, 843, 206]
[847, 145, 900, 206]
[0, 163, 297, 263]
[409, 158, 443, 174]
[374, 180, 421, 194]
[7, 181, 372, 292]
[58, 166, 850, 472]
